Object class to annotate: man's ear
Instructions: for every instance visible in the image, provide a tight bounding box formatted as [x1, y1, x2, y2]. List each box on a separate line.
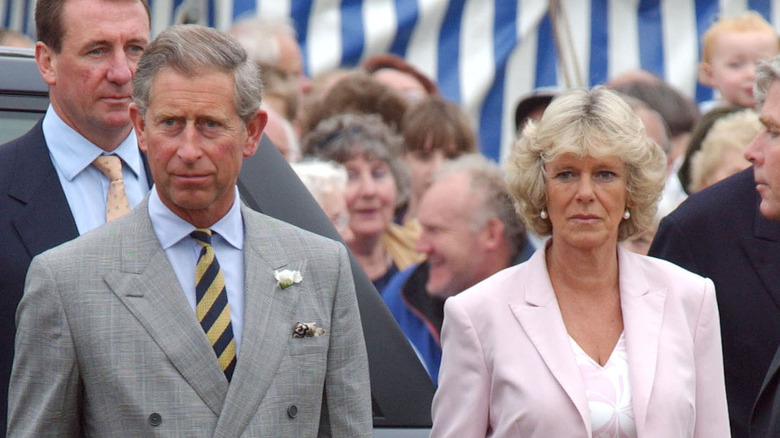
[482, 218, 505, 251]
[128, 103, 147, 153]
[243, 108, 268, 157]
[699, 62, 714, 86]
[35, 42, 57, 86]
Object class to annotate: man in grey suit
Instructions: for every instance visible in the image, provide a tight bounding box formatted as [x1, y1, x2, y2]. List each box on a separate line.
[8, 24, 372, 437]
[0, 2, 152, 431]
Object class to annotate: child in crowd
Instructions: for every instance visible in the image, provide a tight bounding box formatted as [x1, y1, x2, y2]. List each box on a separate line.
[699, 11, 779, 111]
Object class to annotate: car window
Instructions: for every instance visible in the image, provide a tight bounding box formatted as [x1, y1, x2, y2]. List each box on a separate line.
[0, 110, 40, 144]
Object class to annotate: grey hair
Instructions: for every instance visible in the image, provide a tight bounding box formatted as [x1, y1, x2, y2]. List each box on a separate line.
[132, 24, 263, 124]
[433, 154, 527, 259]
[290, 159, 347, 205]
[620, 94, 671, 157]
[302, 113, 410, 207]
[227, 15, 296, 67]
[506, 86, 666, 241]
[755, 55, 780, 109]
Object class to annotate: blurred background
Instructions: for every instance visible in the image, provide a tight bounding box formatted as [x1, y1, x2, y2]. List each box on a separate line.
[2, 0, 777, 162]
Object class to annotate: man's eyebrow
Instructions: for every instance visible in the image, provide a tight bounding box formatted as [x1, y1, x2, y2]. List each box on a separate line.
[127, 38, 149, 46]
[81, 37, 149, 50]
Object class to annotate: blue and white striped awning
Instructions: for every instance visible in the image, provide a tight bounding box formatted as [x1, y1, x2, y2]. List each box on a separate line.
[4, 0, 780, 162]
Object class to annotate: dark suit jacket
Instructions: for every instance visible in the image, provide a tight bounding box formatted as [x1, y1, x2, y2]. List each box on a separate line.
[0, 122, 79, 433]
[648, 167, 780, 438]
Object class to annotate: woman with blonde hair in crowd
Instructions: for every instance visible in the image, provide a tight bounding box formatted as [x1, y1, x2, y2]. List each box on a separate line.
[688, 108, 761, 193]
[431, 86, 729, 437]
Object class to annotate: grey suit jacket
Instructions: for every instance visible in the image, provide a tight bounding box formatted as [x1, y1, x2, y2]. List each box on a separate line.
[7, 199, 372, 437]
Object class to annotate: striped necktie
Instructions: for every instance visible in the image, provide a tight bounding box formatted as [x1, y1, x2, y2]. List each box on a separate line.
[191, 228, 236, 381]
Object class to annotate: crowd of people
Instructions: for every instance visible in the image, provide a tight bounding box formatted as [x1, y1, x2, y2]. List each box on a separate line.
[4, 1, 780, 436]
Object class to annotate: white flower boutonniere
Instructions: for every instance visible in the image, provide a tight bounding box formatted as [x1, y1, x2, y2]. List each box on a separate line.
[274, 269, 303, 289]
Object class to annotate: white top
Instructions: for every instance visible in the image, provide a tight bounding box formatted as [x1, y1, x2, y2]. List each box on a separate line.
[570, 332, 637, 438]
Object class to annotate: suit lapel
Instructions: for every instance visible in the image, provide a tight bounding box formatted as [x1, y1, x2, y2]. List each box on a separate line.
[104, 203, 229, 416]
[9, 122, 79, 257]
[508, 249, 592, 433]
[214, 206, 303, 436]
[743, 195, 780, 312]
[618, 247, 665, 435]
[745, 194, 780, 417]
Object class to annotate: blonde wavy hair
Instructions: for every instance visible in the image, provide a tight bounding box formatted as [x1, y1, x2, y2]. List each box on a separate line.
[689, 109, 759, 193]
[505, 86, 666, 241]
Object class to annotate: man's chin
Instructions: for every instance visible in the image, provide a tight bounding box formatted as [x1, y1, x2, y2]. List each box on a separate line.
[759, 200, 780, 221]
[98, 115, 132, 131]
[425, 281, 451, 300]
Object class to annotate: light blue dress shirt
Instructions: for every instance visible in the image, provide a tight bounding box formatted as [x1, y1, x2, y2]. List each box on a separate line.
[42, 105, 150, 235]
[148, 187, 246, 355]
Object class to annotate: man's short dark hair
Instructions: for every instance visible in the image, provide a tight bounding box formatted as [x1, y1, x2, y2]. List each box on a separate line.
[35, 0, 150, 52]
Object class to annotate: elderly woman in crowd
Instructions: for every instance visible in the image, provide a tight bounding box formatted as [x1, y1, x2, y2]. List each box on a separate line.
[290, 159, 352, 241]
[303, 113, 423, 292]
[430, 87, 729, 437]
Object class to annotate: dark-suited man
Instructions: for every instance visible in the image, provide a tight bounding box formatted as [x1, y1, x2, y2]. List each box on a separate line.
[0, 0, 151, 432]
[8, 25, 372, 437]
[745, 56, 780, 437]
[649, 55, 780, 438]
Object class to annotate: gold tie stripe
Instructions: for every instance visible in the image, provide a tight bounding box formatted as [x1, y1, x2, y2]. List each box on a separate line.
[92, 155, 131, 222]
[191, 228, 236, 381]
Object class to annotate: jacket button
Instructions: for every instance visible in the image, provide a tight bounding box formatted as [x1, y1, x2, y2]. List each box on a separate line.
[148, 413, 162, 426]
[287, 405, 298, 418]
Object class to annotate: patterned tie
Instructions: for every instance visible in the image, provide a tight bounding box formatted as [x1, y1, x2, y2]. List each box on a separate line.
[92, 155, 131, 222]
[191, 228, 236, 381]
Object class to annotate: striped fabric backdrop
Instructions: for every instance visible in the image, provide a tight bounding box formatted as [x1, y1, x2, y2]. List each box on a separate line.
[4, 0, 780, 162]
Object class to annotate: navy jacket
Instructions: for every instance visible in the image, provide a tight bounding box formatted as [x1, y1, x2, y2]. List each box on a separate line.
[648, 167, 780, 438]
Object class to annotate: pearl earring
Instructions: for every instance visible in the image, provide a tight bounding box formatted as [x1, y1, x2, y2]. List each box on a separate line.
[623, 210, 631, 220]
[540, 210, 548, 220]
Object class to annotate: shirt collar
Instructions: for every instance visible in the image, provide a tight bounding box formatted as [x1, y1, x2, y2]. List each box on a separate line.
[43, 105, 143, 180]
[148, 186, 244, 251]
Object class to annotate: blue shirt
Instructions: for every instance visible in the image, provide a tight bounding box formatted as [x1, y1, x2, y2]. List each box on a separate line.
[148, 187, 246, 355]
[43, 105, 150, 235]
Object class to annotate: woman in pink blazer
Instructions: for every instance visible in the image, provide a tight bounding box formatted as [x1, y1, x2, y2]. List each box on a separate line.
[431, 87, 729, 437]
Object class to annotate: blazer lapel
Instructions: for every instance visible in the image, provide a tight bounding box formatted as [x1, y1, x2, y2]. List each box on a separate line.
[9, 122, 79, 257]
[104, 203, 228, 416]
[508, 248, 592, 433]
[743, 197, 780, 312]
[213, 206, 303, 437]
[745, 197, 780, 416]
[618, 247, 666, 435]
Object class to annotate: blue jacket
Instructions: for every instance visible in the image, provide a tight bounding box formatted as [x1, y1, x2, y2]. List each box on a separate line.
[383, 262, 442, 384]
[383, 240, 535, 385]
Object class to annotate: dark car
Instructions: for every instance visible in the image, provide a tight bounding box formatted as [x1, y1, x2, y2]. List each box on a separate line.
[0, 46, 434, 437]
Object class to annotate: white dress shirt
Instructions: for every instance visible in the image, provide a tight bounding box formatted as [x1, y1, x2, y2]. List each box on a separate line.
[147, 187, 246, 354]
[43, 105, 150, 234]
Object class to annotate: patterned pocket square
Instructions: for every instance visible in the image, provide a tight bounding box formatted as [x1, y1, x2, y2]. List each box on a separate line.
[293, 322, 326, 338]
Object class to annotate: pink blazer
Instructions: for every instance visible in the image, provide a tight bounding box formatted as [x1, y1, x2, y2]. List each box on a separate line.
[431, 246, 729, 437]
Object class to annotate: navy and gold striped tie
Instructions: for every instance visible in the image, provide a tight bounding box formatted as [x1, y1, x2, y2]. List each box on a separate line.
[191, 228, 236, 381]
